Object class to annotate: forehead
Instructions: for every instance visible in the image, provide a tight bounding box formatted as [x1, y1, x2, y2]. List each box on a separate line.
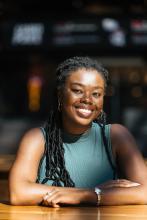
[66, 68, 105, 87]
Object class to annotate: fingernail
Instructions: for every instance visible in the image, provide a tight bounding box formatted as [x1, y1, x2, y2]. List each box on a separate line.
[43, 194, 49, 200]
[132, 182, 140, 186]
[43, 196, 47, 200]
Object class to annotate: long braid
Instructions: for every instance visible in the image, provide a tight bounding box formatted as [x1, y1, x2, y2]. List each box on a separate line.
[41, 100, 75, 186]
[94, 112, 117, 179]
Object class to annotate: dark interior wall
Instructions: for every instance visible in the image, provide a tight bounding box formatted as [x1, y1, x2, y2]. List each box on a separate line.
[0, 1, 147, 155]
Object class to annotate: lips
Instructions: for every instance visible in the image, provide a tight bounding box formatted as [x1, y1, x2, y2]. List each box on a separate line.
[75, 107, 93, 118]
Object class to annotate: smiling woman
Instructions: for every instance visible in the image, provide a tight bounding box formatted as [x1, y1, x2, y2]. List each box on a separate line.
[9, 56, 147, 207]
[61, 69, 105, 133]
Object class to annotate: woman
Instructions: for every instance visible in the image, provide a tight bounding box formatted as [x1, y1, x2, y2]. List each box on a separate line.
[9, 56, 147, 207]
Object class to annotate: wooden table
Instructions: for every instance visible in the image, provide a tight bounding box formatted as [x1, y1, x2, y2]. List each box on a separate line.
[0, 203, 147, 220]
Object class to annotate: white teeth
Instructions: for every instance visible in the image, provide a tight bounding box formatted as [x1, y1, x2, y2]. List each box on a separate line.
[78, 109, 92, 114]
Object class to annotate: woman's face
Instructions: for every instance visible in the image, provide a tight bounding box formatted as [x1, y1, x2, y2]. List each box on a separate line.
[59, 68, 105, 134]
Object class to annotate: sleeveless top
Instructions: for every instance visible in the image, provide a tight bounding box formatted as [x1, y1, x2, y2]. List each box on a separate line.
[37, 122, 116, 188]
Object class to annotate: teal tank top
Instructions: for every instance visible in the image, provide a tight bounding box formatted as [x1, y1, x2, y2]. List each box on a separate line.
[37, 122, 115, 188]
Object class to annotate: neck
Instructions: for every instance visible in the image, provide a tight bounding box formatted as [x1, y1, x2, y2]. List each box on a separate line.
[62, 122, 92, 135]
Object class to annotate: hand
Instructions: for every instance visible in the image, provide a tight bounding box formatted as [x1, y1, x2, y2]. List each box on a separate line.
[41, 188, 90, 208]
[96, 179, 140, 190]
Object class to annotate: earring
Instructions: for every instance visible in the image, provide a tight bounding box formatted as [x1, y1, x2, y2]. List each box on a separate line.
[58, 101, 62, 112]
[100, 110, 107, 124]
[98, 110, 105, 123]
[99, 110, 103, 121]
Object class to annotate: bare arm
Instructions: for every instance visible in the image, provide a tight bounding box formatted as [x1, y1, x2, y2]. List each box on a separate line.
[9, 128, 64, 205]
[9, 128, 97, 206]
[97, 124, 147, 205]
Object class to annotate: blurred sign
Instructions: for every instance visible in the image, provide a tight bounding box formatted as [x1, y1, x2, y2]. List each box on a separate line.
[52, 21, 100, 46]
[0, 17, 147, 51]
[130, 19, 147, 46]
[12, 23, 44, 45]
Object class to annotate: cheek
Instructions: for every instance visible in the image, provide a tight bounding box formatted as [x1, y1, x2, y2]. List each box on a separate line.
[63, 91, 79, 105]
[63, 95, 72, 105]
[61, 94, 74, 110]
[96, 97, 104, 108]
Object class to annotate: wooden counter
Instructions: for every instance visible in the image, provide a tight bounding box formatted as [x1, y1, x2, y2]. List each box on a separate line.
[0, 203, 147, 220]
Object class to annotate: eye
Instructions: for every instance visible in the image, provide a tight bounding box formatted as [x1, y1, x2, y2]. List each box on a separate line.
[92, 92, 102, 98]
[72, 89, 83, 94]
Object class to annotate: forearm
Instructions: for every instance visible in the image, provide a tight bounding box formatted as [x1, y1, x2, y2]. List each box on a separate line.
[78, 185, 147, 206]
[9, 181, 147, 206]
[9, 181, 98, 206]
[9, 181, 95, 206]
[100, 186, 147, 205]
[38, 185, 147, 207]
[9, 181, 62, 205]
[75, 185, 147, 206]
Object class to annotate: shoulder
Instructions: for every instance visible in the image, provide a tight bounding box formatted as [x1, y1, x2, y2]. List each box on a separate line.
[20, 127, 45, 146]
[110, 123, 134, 141]
[110, 123, 139, 156]
[109, 125, 147, 183]
[9, 128, 46, 184]
[17, 127, 45, 160]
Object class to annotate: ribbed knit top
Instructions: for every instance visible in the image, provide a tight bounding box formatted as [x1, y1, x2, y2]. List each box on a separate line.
[37, 122, 115, 188]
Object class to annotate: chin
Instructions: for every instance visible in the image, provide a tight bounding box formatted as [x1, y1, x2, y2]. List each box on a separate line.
[75, 117, 93, 127]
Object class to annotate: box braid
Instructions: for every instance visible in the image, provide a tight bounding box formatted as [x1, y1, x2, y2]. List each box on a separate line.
[41, 108, 75, 186]
[41, 56, 116, 186]
[94, 112, 117, 179]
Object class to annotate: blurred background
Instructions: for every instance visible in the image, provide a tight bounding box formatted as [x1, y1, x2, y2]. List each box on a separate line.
[0, 0, 147, 199]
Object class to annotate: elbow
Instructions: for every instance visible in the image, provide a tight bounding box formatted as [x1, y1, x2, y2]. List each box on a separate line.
[9, 190, 23, 206]
[9, 183, 28, 205]
[9, 178, 30, 205]
[9, 191, 30, 206]
[135, 188, 147, 205]
[140, 193, 147, 205]
[9, 193, 19, 206]
[8, 175, 24, 205]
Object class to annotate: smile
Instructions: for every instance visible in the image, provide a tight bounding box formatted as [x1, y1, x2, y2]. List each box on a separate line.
[75, 108, 93, 118]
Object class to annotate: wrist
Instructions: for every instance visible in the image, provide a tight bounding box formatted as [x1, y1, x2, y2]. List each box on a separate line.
[94, 187, 102, 206]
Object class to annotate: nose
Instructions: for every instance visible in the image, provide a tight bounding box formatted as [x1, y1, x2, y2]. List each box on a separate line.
[80, 92, 92, 104]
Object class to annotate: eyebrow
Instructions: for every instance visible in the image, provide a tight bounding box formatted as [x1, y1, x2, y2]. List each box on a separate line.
[71, 82, 104, 90]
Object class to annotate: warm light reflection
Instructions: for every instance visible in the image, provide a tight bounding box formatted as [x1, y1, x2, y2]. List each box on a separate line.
[7, 206, 101, 220]
[27, 76, 43, 112]
[144, 73, 147, 84]
[129, 72, 140, 83]
[131, 86, 142, 98]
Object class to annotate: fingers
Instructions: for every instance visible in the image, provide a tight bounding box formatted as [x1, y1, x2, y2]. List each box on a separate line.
[97, 179, 140, 189]
[113, 179, 140, 188]
[42, 188, 83, 207]
[42, 190, 60, 207]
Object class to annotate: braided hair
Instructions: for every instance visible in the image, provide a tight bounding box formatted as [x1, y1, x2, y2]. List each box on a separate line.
[41, 56, 116, 186]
